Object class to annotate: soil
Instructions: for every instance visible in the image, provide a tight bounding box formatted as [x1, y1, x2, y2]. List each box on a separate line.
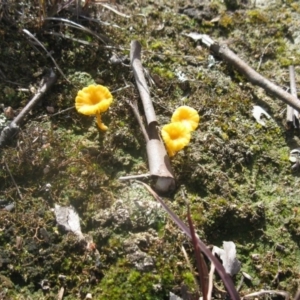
[1, 0, 300, 299]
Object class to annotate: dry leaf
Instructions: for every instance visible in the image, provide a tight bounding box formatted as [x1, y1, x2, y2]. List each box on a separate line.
[54, 204, 84, 240]
[252, 105, 271, 126]
[213, 241, 241, 276]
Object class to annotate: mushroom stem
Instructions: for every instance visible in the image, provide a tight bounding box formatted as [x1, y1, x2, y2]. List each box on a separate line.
[96, 113, 107, 131]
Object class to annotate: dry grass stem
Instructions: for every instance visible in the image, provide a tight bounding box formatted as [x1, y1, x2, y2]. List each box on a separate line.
[119, 173, 151, 180]
[44, 17, 109, 44]
[126, 99, 149, 142]
[181, 245, 200, 295]
[207, 259, 215, 300]
[98, 3, 131, 18]
[243, 290, 289, 300]
[257, 41, 276, 71]
[22, 29, 68, 81]
[4, 161, 23, 200]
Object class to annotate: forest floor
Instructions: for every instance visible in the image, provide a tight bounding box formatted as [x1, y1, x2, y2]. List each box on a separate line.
[1, 0, 300, 299]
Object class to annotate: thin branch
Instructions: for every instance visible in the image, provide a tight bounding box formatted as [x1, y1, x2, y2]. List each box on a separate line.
[13, 70, 57, 125]
[0, 69, 57, 148]
[194, 34, 300, 112]
[111, 85, 131, 94]
[212, 43, 300, 111]
[50, 107, 74, 118]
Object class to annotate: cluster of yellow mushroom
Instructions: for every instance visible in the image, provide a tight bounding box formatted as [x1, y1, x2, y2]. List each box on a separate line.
[75, 84, 113, 131]
[161, 106, 200, 157]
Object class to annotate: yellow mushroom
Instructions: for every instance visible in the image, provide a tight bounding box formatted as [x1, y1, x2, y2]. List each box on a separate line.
[75, 85, 113, 131]
[161, 122, 191, 157]
[171, 105, 200, 132]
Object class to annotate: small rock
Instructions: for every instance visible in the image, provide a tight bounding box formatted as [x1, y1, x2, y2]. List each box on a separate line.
[251, 253, 260, 261]
[46, 106, 55, 114]
[4, 106, 14, 119]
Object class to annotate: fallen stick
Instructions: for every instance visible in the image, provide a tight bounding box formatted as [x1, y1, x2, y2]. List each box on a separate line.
[0, 69, 57, 148]
[195, 35, 300, 112]
[129, 40, 175, 193]
[287, 65, 299, 127]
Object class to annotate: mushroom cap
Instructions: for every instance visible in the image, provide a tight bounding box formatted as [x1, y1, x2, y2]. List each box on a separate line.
[161, 122, 191, 157]
[171, 106, 200, 132]
[75, 85, 113, 116]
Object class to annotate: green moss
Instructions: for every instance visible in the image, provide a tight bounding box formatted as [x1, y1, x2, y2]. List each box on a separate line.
[290, 2, 300, 12]
[99, 260, 169, 299]
[246, 10, 269, 23]
[219, 13, 233, 28]
[150, 41, 164, 51]
[278, 57, 294, 67]
[152, 66, 174, 79]
[2, 0, 300, 298]
[182, 271, 196, 289]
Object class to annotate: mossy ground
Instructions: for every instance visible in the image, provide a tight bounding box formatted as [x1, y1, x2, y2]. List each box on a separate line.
[1, 0, 300, 299]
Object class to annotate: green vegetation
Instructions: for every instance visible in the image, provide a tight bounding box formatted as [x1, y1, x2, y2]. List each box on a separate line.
[1, 0, 300, 298]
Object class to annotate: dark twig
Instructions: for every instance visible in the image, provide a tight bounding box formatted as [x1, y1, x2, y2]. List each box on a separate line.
[187, 204, 209, 300]
[0, 69, 57, 148]
[196, 35, 300, 112]
[182, 189, 208, 299]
